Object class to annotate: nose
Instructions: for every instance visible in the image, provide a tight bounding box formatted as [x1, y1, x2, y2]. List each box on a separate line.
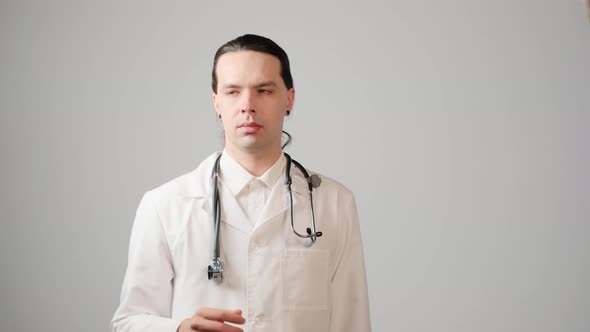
[240, 90, 256, 115]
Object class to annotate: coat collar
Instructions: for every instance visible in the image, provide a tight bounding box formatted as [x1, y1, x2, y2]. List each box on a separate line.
[178, 151, 308, 234]
[178, 152, 220, 199]
[219, 150, 287, 197]
[179, 151, 308, 198]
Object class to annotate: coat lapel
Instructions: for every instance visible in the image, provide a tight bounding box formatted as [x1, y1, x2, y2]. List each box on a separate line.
[254, 172, 307, 232]
[182, 152, 252, 235]
[217, 181, 253, 234]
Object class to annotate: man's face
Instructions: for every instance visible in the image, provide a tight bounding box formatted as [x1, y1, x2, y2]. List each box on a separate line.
[213, 50, 294, 156]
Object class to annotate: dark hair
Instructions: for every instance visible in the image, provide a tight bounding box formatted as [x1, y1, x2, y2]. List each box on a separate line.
[211, 34, 294, 93]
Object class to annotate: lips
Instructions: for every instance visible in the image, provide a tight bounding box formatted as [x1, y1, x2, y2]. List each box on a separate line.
[239, 122, 262, 134]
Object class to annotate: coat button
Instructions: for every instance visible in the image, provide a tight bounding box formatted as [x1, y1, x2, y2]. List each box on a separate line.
[253, 313, 266, 326]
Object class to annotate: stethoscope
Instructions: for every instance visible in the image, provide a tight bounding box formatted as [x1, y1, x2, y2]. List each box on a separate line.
[207, 152, 323, 282]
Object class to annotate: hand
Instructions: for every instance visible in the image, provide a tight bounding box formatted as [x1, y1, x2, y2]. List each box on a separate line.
[177, 307, 245, 332]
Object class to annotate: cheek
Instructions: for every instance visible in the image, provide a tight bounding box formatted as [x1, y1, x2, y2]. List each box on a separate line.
[272, 112, 286, 127]
[217, 98, 231, 111]
[218, 99, 239, 117]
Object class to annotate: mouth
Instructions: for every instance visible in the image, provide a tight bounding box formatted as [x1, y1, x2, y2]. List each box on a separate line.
[238, 122, 262, 134]
[239, 121, 262, 128]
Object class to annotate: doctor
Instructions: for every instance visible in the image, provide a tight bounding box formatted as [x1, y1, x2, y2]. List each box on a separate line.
[111, 34, 371, 332]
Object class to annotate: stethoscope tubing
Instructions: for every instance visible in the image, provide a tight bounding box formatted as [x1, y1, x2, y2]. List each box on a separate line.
[284, 154, 322, 242]
[208, 152, 322, 281]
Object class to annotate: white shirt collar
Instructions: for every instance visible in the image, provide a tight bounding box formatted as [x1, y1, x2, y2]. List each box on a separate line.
[219, 150, 286, 196]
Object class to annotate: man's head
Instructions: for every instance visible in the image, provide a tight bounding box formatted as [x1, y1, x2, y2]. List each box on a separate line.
[212, 34, 295, 157]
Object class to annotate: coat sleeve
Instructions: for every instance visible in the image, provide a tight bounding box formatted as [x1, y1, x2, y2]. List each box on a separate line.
[329, 192, 372, 332]
[111, 191, 183, 332]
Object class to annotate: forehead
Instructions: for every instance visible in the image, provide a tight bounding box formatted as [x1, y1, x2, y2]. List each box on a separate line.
[215, 50, 283, 86]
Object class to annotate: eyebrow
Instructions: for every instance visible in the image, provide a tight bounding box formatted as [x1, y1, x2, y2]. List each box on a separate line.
[254, 81, 278, 88]
[221, 81, 278, 90]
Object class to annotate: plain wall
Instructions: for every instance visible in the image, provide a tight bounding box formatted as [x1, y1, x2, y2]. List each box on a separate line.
[1, 0, 589, 331]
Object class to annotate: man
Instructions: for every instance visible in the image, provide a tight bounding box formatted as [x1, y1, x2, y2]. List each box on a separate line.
[111, 34, 371, 332]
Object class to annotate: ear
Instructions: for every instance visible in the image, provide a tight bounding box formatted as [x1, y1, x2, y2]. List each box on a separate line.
[212, 93, 220, 116]
[286, 88, 295, 115]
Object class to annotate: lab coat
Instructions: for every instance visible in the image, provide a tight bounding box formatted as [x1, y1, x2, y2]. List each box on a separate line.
[111, 152, 371, 332]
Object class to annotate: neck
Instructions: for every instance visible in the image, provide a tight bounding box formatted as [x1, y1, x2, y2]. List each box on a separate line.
[224, 145, 282, 177]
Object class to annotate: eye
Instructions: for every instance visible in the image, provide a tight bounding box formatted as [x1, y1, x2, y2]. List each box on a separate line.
[258, 89, 272, 95]
[226, 90, 238, 95]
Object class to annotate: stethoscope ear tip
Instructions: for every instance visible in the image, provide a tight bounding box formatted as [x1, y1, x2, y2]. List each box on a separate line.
[306, 228, 323, 237]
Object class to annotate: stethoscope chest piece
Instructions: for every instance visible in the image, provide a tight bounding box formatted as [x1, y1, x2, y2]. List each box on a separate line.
[208, 257, 224, 282]
[309, 174, 322, 189]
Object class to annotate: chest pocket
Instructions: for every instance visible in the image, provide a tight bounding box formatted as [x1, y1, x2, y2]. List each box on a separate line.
[281, 249, 330, 310]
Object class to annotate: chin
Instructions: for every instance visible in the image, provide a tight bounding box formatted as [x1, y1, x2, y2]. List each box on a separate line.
[233, 138, 263, 149]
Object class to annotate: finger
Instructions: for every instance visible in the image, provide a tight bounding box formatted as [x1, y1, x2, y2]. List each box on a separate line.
[196, 308, 246, 324]
[190, 318, 244, 332]
[197, 308, 244, 324]
[190, 318, 223, 331]
[220, 324, 244, 332]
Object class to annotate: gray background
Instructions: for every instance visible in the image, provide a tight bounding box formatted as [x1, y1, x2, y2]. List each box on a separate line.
[1, 0, 589, 331]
